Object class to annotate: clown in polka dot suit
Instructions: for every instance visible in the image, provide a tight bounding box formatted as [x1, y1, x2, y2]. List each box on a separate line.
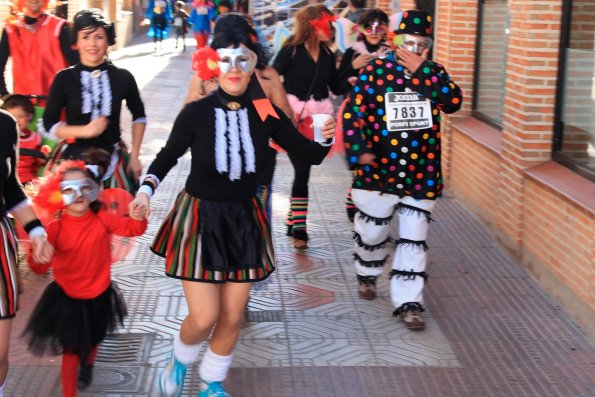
[342, 10, 462, 331]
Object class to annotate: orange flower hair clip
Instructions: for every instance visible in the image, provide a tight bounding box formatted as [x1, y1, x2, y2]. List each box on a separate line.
[386, 31, 404, 49]
[192, 47, 220, 80]
[32, 160, 88, 215]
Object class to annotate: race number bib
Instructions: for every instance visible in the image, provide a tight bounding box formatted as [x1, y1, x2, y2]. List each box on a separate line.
[385, 92, 433, 131]
[197, 6, 209, 14]
[174, 17, 183, 26]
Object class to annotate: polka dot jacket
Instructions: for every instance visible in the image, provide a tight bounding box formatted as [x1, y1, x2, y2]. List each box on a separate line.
[342, 53, 463, 200]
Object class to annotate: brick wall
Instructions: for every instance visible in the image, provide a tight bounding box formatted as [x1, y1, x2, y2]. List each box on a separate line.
[67, 0, 122, 21]
[523, 178, 594, 297]
[400, 0, 416, 10]
[499, 0, 562, 245]
[378, 0, 392, 14]
[433, 1, 477, 181]
[449, 128, 501, 228]
[435, 0, 595, 341]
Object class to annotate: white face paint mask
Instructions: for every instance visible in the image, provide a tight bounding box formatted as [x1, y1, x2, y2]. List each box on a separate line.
[216, 48, 257, 74]
[59, 178, 99, 205]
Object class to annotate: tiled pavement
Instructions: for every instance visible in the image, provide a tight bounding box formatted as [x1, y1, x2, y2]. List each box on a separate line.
[6, 37, 595, 396]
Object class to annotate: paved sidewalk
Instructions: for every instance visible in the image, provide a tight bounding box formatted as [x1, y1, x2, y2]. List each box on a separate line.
[6, 36, 595, 397]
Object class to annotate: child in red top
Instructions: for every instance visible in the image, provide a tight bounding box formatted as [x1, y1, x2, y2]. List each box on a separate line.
[23, 156, 147, 397]
[0, 95, 45, 184]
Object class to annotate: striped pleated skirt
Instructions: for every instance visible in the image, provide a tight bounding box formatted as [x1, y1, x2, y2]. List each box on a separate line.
[151, 191, 275, 283]
[43, 140, 138, 194]
[0, 217, 18, 319]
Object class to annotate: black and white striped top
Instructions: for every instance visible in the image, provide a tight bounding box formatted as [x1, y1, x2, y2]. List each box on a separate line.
[0, 110, 27, 218]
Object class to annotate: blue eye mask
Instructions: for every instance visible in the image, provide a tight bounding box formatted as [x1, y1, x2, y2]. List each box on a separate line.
[60, 178, 100, 205]
[216, 48, 257, 74]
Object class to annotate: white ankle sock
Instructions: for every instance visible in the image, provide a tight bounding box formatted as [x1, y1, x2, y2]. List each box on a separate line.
[199, 346, 233, 382]
[173, 333, 202, 365]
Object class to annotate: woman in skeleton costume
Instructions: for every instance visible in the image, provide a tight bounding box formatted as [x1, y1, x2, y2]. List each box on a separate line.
[184, 13, 294, 222]
[342, 10, 462, 330]
[39, 9, 146, 193]
[130, 29, 335, 397]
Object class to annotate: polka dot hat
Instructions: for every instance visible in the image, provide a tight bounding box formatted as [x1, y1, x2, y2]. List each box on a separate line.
[394, 10, 433, 38]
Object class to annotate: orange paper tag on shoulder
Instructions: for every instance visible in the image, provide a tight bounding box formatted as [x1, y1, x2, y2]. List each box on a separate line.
[253, 98, 279, 122]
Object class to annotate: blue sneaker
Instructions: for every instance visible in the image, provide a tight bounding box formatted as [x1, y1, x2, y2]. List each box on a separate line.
[198, 380, 230, 397]
[158, 353, 187, 396]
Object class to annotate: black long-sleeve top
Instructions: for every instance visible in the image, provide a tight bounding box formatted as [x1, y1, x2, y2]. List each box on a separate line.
[147, 89, 330, 201]
[0, 18, 79, 96]
[152, 13, 168, 30]
[42, 62, 146, 151]
[273, 44, 350, 101]
[0, 110, 27, 218]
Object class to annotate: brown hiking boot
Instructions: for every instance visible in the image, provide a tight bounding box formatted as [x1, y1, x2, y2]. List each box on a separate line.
[293, 239, 308, 249]
[293, 229, 308, 249]
[399, 306, 425, 331]
[357, 275, 377, 300]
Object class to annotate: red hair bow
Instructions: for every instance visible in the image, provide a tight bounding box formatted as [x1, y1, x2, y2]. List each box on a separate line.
[192, 47, 220, 80]
[309, 13, 336, 37]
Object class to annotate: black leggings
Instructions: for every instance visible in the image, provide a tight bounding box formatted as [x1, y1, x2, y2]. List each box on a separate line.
[289, 151, 311, 198]
[153, 28, 164, 43]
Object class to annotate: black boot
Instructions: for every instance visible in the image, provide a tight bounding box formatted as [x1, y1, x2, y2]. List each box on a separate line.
[77, 364, 93, 390]
[346, 207, 357, 223]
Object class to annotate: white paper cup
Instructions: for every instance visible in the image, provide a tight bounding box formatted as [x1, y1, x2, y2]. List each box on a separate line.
[312, 114, 332, 143]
